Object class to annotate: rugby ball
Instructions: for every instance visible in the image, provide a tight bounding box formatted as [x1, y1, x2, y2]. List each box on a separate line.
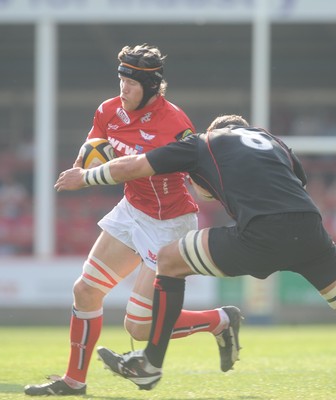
[79, 138, 115, 169]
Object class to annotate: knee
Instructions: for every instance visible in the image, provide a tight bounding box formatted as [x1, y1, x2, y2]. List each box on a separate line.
[73, 278, 104, 310]
[73, 278, 90, 299]
[124, 295, 152, 340]
[124, 318, 151, 341]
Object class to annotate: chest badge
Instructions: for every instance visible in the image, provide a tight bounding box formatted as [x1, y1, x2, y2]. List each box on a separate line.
[140, 130, 156, 141]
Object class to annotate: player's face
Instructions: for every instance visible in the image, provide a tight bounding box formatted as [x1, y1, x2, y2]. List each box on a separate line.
[119, 75, 143, 111]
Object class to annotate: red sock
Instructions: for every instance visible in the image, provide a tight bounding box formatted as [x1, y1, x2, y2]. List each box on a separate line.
[171, 309, 221, 339]
[65, 313, 103, 383]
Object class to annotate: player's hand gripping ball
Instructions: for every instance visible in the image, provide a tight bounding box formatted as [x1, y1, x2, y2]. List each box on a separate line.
[79, 138, 115, 169]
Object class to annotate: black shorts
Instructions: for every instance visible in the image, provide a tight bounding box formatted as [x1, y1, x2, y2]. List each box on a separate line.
[208, 212, 336, 291]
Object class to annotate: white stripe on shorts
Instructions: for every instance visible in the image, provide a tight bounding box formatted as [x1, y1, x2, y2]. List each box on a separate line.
[178, 229, 225, 277]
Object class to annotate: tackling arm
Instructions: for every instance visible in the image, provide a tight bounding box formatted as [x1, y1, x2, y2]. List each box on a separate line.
[289, 149, 307, 188]
[54, 154, 155, 192]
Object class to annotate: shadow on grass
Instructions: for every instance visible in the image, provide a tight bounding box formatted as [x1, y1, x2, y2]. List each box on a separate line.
[0, 383, 264, 400]
[0, 382, 24, 393]
[86, 396, 264, 400]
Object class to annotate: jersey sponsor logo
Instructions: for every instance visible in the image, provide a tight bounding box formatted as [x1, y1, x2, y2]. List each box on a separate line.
[140, 112, 152, 123]
[140, 129, 156, 141]
[175, 128, 193, 141]
[107, 123, 119, 130]
[116, 108, 131, 125]
[108, 137, 143, 155]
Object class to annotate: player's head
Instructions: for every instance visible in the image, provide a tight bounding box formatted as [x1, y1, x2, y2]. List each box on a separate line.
[207, 114, 249, 131]
[118, 44, 167, 110]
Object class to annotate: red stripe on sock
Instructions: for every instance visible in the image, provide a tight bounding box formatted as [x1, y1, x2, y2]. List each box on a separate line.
[152, 291, 167, 346]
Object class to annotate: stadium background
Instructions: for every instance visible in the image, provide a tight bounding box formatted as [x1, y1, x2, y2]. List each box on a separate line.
[1, 0, 336, 325]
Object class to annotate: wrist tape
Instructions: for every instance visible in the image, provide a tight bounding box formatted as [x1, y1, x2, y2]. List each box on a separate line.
[84, 163, 117, 186]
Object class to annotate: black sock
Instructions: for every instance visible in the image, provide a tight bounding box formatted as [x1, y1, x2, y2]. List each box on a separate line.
[145, 275, 185, 368]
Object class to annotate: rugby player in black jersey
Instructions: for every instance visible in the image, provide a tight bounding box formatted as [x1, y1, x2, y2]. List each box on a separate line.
[55, 114, 336, 391]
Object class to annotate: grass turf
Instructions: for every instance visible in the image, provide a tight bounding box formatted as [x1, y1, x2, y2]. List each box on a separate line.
[0, 325, 335, 399]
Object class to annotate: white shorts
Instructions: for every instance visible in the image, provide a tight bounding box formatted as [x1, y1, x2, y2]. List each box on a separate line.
[98, 197, 198, 271]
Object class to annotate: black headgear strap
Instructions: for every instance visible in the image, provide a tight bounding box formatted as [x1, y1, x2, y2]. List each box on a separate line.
[118, 62, 163, 109]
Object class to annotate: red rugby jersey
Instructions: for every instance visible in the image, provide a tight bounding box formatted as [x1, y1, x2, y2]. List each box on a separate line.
[87, 95, 199, 220]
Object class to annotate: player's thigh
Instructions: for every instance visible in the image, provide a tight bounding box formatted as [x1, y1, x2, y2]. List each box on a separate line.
[74, 230, 141, 307]
[320, 280, 336, 310]
[89, 230, 141, 278]
[131, 210, 198, 270]
[131, 262, 156, 299]
[158, 228, 224, 278]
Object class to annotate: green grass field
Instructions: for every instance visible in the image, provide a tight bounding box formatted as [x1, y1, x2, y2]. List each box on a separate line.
[1, 325, 335, 400]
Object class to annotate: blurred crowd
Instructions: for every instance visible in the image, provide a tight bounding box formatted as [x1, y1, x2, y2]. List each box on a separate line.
[272, 108, 336, 137]
[1, 109, 336, 256]
[1, 153, 336, 257]
[0, 142, 34, 256]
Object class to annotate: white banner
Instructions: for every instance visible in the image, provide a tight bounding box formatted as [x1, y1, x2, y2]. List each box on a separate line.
[1, 0, 336, 23]
[0, 257, 218, 308]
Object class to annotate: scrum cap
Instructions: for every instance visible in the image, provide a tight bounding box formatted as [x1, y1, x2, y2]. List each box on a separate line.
[118, 45, 164, 109]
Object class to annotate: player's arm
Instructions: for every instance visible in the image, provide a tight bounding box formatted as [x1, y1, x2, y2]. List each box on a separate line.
[54, 154, 155, 192]
[55, 137, 196, 192]
[289, 149, 307, 187]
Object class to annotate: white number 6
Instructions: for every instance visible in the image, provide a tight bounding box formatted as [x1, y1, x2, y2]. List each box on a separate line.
[235, 128, 273, 150]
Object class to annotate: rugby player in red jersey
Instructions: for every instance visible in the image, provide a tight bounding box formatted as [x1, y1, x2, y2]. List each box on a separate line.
[25, 45, 241, 396]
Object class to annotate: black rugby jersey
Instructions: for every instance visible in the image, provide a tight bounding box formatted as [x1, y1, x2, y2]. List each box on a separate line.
[146, 125, 320, 230]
